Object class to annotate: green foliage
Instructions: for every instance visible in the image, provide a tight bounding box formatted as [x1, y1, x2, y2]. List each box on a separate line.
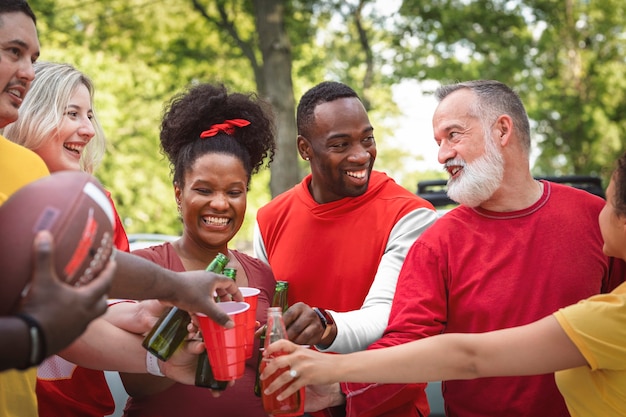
[392, 0, 626, 184]
[31, 0, 262, 237]
[27, 0, 626, 239]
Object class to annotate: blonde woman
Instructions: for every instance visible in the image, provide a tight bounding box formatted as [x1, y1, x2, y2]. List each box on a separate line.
[5, 61, 129, 416]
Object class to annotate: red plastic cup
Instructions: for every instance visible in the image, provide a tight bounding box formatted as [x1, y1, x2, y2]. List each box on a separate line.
[197, 301, 250, 381]
[239, 287, 261, 359]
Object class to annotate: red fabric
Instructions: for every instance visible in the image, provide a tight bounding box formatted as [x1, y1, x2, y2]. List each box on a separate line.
[200, 119, 250, 137]
[37, 365, 115, 416]
[257, 171, 434, 416]
[256, 171, 434, 313]
[36, 191, 129, 417]
[124, 243, 276, 417]
[106, 190, 130, 252]
[343, 181, 626, 417]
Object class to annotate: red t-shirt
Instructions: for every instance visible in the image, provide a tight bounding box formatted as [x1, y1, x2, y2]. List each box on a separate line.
[343, 181, 626, 417]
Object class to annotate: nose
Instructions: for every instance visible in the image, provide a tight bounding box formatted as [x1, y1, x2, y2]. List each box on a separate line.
[78, 118, 96, 139]
[17, 60, 35, 84]
[209, 192, 229, 211]
[347, 144, 371, 164]
[437, 139, 455, 165]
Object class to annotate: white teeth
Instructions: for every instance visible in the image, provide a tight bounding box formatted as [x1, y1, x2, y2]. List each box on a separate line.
[8, 88, 21, 98]
[64, 144, 83, 154]
[203, 216, 229, 226]
[346, 170, 366, 179]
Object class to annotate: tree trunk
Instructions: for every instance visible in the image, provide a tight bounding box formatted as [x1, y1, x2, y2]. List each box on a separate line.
[254, 0, 301, 197]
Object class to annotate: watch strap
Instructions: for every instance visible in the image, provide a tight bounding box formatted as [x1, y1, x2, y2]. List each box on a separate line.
[15, 313, 46, 369]
[313, 307, 334, 329]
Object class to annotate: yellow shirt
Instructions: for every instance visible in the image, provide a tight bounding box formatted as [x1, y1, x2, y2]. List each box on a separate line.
[0, 135, 49, 204]
[0, 135, 49, 417]
[554, 281, 626, 417]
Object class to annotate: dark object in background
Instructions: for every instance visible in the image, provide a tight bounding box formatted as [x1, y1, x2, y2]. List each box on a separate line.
[417, 175, 605, 209]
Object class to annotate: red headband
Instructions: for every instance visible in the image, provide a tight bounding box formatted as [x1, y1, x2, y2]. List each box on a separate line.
[200, 119, 251, 138]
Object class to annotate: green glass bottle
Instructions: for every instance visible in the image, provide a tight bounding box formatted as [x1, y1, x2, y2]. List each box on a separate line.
[253, 332, 266, 397]
[142, 253, 229, 361]
[195, 350, 229, 390]
[272, 281, 289, 312]
[223, 268, 237, 281]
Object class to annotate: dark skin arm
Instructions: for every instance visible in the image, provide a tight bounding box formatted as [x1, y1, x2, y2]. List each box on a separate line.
[0, 231, 114, 371]
[110, 251, 243, 328]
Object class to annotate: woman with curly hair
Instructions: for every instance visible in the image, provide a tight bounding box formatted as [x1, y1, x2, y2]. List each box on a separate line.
[119, 83, 277, 417]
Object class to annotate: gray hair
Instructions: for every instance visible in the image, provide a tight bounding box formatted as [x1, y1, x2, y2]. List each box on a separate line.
[435, 80, 531, 154]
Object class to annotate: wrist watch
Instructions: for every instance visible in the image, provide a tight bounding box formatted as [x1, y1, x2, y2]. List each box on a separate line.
[15, 313, 45, 369]
[312, 307, 334, 330]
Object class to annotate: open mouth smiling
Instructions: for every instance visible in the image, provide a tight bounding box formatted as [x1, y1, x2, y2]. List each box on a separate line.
[346, 169, 367, 179]
[7, 87, 23, 99]
[447, 166, 463, 177]
[64, 143, 85, 155]
[202, 216, 230, 227]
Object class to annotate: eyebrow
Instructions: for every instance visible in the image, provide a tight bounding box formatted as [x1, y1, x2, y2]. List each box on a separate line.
[6, 39, 40, 60]
[66, 103, 93, 114]
[326, 126, 374, 141]
[438, 121, 466, 133]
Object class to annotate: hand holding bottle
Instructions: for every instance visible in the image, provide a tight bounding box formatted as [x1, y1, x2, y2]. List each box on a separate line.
[142, 253, 230, 361]
[260, 339, 345, 412]
[260, 307, 305, 416]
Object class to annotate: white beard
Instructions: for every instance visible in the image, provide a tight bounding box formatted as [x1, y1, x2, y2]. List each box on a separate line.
[446, 135, 504, 207]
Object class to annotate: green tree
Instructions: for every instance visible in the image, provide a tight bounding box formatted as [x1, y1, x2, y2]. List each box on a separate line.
[28, 0, 626, 241]
[392, 0, 626, 182]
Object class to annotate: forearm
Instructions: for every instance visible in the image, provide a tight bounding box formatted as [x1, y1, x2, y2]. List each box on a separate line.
[319, 305, 387, 353]
[336, 336, 480, 384]
[109, 251, 177, 301]
[338, 316, 587, 383]
[60, 318, 147, 372]
[0, 317, 34, 370]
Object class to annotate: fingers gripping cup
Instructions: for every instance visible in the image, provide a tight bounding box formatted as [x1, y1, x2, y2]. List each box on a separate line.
[239, 287, 261, 359]
[197, 301, 250, 381]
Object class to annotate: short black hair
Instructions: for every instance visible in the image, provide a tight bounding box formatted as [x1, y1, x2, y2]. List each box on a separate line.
[296, 81, 360, 138]
[0, 0, 36, 24]
[160, 83, 276, 188]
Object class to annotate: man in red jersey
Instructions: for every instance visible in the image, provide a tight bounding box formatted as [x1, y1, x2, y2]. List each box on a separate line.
[254, 81, 438, 416]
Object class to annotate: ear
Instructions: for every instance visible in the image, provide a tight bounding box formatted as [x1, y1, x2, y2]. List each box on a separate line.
[174, 182, 182, 204]
[297, 135, 312, 161]
[494, 114, 514, 146]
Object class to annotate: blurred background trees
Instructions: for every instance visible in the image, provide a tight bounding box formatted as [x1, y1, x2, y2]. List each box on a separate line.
[26, 0, 626, 246]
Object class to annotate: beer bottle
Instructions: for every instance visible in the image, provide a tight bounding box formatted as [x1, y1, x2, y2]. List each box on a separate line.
[260, 307, 303, 415]
[272, 281, 289, 313]
[253, 332, 266, 397]
[195, 350, 229, 390]
[142, 253, 229, 361]
[223, 267, 237, 281]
